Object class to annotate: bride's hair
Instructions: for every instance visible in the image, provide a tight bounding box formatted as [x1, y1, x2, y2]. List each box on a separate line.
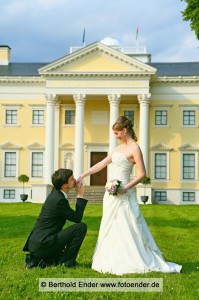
[112, 116, 138, 141]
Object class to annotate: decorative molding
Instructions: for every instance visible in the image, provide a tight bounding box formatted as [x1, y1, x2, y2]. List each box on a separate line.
[108, 94, 121, 104]
[151, 143, 173, 151]
[0, 77, 45, 83]
[178, 143, 199, 151]
[45, 94, 57, 104]
[60, 143, 74, 150]
[152, 104, 173, 109]
[153, 76, 199, 84]
[27, 142, 45, 150]
[138, 93, 151, 105]
[1, 104, 23, 109]
[179, 105, 199, 110]
[1, 142, 22, 150]
[28, 104, 46, 109]
[73, 94, 86, 104]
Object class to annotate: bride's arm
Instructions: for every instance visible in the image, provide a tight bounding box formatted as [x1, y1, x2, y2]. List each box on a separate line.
[79, 154, 112, 181]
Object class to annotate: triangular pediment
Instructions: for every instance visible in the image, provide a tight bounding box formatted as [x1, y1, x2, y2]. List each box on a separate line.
[178, 143, 199, 151]
[38, 42, 156, 76]
[27, 142, 45, 150]
[1, 142, 21, 149]
[151, 143, 173, 151]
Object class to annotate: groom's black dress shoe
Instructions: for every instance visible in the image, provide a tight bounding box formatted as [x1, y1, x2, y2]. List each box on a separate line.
[64, 260, 78, 268]
[25, 254, 55, 269]
[25, 254, 42, 269]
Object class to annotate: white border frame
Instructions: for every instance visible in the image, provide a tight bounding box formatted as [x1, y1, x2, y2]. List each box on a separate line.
[2, 150, 19, 180]
[152, 151, 170, 181]
[180, 151, 198, 182]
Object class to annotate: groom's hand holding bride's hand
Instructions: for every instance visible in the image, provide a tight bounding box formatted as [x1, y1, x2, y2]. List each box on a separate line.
[76, 176, 83, 187]
[75, 179, 85, 198]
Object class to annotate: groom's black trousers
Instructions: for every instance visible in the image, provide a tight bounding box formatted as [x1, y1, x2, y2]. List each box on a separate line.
[29, 222, 87, 265]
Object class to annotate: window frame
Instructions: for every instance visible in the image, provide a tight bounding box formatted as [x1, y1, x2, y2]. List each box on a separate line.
[2, 104, 22, 127]
[153, 151, 170, 181]
[182, 191, 195, 202]
[32, 109, 44, 125]
[3, 189, 15, 199]
[153, 106, 171, 128]
[154, 191, 167, 202]
[31, 151, 44, 178]
[181, 152, 197, 181]
[2, 150, 19, 179]
[179, 106, 198, 128]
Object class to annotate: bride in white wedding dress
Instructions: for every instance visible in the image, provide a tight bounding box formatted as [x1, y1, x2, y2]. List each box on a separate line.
[78, 116, 182, 275]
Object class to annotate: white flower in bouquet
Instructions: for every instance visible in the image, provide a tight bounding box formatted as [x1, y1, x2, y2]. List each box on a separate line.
[105, 179, 122, 196]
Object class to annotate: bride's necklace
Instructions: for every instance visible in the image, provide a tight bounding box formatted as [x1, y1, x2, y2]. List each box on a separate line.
[124, 140, 133, 147]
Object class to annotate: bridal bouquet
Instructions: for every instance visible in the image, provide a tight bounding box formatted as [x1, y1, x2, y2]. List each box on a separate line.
[105, 179, 122, 196]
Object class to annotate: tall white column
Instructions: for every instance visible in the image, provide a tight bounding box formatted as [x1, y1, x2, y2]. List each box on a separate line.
[138, 93, 151, 174]
[73, 94, 86, 177]
[108, 94, 121, 154]
[54, 100, 61, 171]
[43, 94, 56, 184]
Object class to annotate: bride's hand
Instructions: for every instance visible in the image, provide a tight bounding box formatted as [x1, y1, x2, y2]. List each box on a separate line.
[118, 187, 127, 194]
[76, 176, 83, 187]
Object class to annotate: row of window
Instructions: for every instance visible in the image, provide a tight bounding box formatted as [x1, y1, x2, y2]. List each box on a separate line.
[2, 151, 198, 181]
[154, 191, 195, 202]
[154, 153, 196, 180]
[5, 109, 45, 125]
[3, 188, 196, 202]
[3, 109, 198, 126]
[4, 152, 43, 178]
[155, 110, 196, 126]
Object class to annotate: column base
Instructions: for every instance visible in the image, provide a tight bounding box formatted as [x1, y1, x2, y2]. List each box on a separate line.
[31, 184, 53, 203]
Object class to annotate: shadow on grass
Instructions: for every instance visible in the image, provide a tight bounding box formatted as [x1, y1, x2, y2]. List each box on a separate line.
[0, 216, 102, 238]
[144, 217, 198, 228]
[181, 261, 199, 274]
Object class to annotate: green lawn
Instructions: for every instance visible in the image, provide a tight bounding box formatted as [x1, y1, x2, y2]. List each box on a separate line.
[0, 203, 198, 300]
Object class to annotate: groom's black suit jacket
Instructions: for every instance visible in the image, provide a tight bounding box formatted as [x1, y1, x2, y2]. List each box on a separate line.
[23, 189, 88, 253]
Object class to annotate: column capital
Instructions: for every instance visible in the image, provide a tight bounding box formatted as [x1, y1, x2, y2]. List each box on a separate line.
[45, 94, 57, 105]
[108, 94, 121, 104]
[73, 94, 86, 104]
[138, 93, 151, 105]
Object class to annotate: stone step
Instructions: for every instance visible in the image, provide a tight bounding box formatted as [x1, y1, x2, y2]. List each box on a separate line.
[68, 186, 105, 203]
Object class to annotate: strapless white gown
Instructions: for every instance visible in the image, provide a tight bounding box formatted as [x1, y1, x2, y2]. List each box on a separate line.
[91, 151, 182, 275]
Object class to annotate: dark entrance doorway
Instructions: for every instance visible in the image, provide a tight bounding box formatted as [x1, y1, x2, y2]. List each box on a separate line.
[90, 152, 107, 186]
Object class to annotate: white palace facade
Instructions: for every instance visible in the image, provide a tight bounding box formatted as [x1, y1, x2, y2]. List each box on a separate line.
[0, 38, 199, 204]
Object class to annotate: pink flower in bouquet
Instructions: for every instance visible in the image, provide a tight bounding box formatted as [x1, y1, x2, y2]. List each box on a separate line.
[105, 179, 122, 196]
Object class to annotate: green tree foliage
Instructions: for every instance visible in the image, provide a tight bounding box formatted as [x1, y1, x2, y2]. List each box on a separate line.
[181, 0, 199, 40]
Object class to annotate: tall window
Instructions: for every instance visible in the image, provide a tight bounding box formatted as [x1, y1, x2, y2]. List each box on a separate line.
[6, 110, 17, 124]
[65, 110, 75, 124]
[183, 154, 195, 179]
[183, 110, 195, 125]
[32, 152, 43, 177]
[155, 110, 167, 125]
[4, 152, 16, 177]
[183, 192, 195, 202]
[33, 110, 44, 124]
[155, 153, 167, 179]
[124, 110, 134, 126]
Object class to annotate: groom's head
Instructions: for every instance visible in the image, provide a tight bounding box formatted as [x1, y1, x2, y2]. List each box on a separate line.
[52, 169, 75, 190]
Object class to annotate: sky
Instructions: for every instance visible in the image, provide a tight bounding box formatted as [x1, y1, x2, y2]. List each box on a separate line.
[0, 0, 198, 63]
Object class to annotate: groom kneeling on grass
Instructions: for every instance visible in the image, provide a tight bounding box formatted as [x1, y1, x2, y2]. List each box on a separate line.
[23, 168, 88, 269]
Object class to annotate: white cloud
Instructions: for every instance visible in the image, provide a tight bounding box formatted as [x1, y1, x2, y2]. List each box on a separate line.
[0, 0, 198, 62]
